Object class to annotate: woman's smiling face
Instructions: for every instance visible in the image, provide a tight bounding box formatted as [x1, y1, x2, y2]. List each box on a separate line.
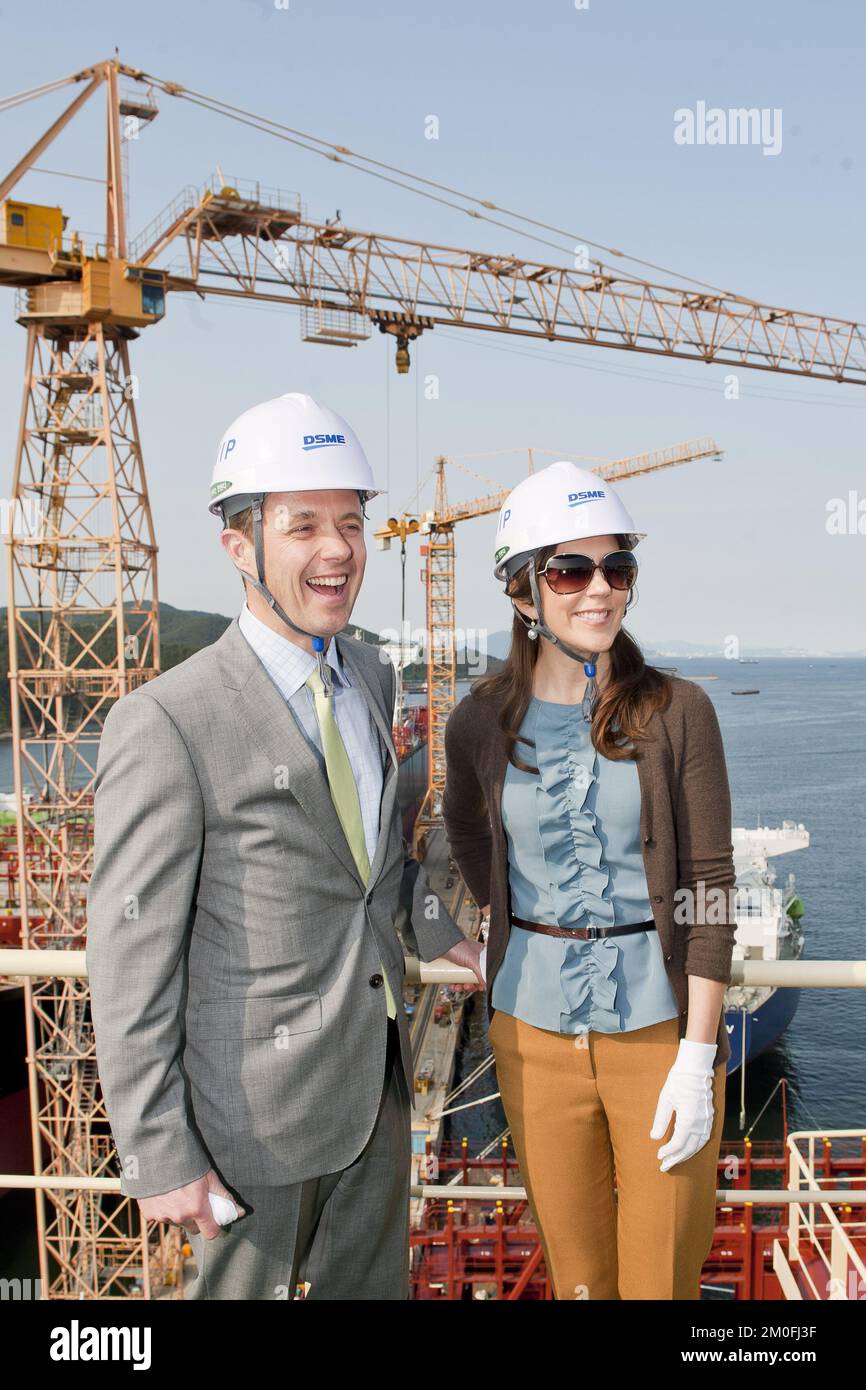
[513, 533, 629, 652]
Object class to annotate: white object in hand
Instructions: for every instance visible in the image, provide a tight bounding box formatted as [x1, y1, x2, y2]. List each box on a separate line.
[479, 945, 487, 985]
[208, 1191, 240, 1225]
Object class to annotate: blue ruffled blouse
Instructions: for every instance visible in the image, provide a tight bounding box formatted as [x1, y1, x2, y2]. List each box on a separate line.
[490, 696, 680, 1036]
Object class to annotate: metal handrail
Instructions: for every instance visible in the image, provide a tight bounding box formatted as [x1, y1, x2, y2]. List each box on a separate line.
[776, 1129, 866, 1299]
[1, 1172, 864, 1206]
[3, 948, 866, 988]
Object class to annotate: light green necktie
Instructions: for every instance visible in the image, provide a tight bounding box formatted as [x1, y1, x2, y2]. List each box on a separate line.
[305, 667, 397, 1020]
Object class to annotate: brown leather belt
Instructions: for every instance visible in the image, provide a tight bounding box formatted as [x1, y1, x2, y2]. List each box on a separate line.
[510, 913, 656, 941]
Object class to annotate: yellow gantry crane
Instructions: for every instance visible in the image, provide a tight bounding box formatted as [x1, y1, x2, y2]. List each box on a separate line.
[374, 439, 723, 854]
[0, 56, 860, 1300]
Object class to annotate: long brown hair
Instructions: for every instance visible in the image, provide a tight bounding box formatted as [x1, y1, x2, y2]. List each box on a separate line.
[470, 534, 676, 772]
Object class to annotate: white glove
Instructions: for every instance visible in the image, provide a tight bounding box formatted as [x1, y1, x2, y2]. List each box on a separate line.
[208, 1191, 240, 1226]
[650, 1038, 717, 1173]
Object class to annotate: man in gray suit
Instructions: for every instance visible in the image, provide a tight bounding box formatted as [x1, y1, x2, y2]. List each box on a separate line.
[86, 391, 485, 1300]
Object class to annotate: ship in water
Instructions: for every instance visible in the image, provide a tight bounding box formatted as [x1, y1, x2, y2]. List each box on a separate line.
[724, 821, 808, 1072]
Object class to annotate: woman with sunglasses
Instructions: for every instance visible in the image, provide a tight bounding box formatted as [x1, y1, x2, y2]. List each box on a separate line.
[442, 461, 736, 1300]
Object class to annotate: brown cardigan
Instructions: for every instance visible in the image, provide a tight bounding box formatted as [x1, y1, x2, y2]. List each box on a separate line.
[442, 674, 737, 1066]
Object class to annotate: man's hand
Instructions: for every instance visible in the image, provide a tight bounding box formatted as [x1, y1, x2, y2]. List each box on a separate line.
[138, 1170, 246, 1241]
[441, 936, 486, 994]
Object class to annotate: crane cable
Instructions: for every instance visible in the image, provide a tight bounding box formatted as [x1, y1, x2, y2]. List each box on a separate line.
[0, 63, 841, 316]
[0, 70, 88, 113]
[8, 66, 859, 406]
[131, 68, 761, 306]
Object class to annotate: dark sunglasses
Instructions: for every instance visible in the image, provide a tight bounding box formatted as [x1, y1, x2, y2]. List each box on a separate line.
[537, 550, 638, 595]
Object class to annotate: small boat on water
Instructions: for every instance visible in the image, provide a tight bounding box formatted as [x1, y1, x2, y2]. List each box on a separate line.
[731, 688, 760, 695]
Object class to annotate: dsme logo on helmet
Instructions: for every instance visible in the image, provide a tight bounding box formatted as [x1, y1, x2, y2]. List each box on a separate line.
[567, 489, 606, 507]
[499, 489, 607, 522]
[302, 433, 347, 450]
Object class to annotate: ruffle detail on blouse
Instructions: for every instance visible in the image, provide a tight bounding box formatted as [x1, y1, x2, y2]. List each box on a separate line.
[533, 702, 622, 1032]
[533, 704, 616, 931]
[559, 934, 620, 1033]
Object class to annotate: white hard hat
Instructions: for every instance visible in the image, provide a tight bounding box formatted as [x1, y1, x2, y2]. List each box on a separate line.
[493, 460, 645, 583]
[209, 391, 381, 518]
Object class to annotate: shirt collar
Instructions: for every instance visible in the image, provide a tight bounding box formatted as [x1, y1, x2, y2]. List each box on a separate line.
[237, 602, 348, 701]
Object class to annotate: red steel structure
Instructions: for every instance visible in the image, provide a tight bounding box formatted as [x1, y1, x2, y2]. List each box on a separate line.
[411, 1137, 866, 1300]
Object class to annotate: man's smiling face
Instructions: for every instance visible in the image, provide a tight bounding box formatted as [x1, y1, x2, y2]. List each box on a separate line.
[222, 488, 366, 649]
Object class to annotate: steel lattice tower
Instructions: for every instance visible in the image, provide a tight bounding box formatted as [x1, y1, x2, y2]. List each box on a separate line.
[5, 319, 170, 1296]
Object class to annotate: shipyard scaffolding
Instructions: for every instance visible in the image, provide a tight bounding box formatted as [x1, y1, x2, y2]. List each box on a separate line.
[2, 64, 169, 1296]
[6, 324, 165, 1295]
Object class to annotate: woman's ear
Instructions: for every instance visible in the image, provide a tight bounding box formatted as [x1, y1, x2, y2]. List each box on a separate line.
[511, 596, 537, 623]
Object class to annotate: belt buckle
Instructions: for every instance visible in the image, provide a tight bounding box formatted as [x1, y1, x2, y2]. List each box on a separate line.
[584, 923, 599, 940]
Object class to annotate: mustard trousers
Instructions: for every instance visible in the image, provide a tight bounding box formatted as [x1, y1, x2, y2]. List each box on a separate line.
[487, 1010, 727, 1300]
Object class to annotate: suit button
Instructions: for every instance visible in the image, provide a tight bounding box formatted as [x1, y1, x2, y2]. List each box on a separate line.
[665, 953, 672, 962]
[653, 894, 663, 903]
[644, 835, 654, 846]
[369, 973, 383, 989]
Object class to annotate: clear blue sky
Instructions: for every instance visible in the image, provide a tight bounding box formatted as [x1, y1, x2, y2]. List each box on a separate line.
[2, 0, 865, 653]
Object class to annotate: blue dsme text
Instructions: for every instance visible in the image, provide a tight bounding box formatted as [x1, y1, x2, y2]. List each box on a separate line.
[568, 489, 605, 506]
[303, 433, 346, 450]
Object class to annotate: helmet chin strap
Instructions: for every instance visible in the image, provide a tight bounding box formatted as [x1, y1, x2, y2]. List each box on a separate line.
[516, 565, 600, 722]
[236, 495, 334, 697]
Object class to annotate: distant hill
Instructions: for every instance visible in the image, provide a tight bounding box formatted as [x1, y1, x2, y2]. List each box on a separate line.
[481, 629, 865, 661]
[0, 603, 502, 732]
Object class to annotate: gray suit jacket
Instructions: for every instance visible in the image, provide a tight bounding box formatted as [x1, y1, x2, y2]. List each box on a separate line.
[86, 618, 466, 1199]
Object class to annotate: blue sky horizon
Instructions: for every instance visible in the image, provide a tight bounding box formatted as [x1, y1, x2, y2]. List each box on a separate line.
[1, 0, 864, 656]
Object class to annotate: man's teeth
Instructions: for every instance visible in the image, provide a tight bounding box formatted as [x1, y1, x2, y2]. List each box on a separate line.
[307, 576, 347, 588]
